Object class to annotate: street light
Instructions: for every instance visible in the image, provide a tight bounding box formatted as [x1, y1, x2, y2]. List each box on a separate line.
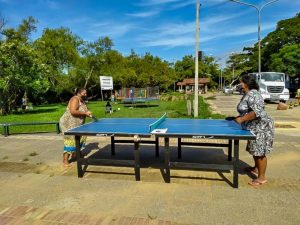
[229, 0, 278, 74]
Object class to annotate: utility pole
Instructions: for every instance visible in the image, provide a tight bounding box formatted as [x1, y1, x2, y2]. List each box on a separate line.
[220, 68, 223, 91]
[194, 0, 200, 118]
[173, 59, 176, 92]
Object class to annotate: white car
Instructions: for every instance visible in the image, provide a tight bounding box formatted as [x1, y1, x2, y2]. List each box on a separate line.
[223, 86, 233, 94]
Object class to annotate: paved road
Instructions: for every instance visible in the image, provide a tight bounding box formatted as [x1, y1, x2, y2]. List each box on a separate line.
[207, 92, 300, 142]
[0, 94, 299, 225]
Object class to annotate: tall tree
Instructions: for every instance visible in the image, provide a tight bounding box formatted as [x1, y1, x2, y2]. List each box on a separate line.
[269, 44, 300, 75]
[34, 27, 82, 101]
[261, 13, 300, 74]
[0, 17, 49, 114]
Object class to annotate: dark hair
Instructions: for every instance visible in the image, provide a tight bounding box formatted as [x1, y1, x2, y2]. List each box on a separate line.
[240, 74, 259, 90]
[74, 87, 86, 95]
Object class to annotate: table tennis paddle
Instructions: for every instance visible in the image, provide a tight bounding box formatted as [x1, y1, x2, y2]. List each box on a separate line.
[225, 116, 236, 121]
[90, 115, 98, 122]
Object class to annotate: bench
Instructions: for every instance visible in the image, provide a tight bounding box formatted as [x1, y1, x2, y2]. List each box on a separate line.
[1, 122, 60, 137]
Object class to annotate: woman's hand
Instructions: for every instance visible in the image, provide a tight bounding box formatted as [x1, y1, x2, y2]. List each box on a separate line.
[235, 111, 257, 124]
[85, 111, 92, 117]
[235, 116, 244, 124]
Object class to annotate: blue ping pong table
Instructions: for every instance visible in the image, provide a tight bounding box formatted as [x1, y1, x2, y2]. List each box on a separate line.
[65, 113, 255, 188]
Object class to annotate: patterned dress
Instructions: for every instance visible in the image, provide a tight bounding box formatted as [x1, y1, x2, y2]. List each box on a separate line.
[59, 96, 88, 154]
[237, 90, 275, 156]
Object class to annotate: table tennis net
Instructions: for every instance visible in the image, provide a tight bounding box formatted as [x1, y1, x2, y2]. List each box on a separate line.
[149, 112, 167, 132]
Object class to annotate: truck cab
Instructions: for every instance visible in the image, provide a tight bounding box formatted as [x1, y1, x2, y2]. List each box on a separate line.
[248, 72, 290, 102]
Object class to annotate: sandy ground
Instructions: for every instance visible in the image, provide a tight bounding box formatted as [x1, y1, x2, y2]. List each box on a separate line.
[0, 93, 299, 225]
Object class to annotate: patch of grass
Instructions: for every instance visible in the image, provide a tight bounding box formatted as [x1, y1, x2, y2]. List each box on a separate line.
[29, 151, 38, 157]
[205, 96, 216, 100]
[2, 156, 8, 160]
[23, 157, 29, 161]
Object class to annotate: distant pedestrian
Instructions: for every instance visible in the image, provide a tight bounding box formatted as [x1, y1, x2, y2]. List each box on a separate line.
[296, 88, 300, 104]
[234, 74, 274, 187]
[59, 88, 92, 167]
[22, 96, 27, 110]
[111, 94, 115, 103]
[106, 101, 112, 114]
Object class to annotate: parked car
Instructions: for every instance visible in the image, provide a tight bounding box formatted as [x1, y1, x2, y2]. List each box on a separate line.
[223, 86, 233, 94]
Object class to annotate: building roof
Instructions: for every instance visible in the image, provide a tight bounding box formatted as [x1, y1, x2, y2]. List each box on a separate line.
[177, 78, 210, 86]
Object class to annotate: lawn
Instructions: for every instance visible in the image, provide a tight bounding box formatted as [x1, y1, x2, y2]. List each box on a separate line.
[0, 95, 225, 135]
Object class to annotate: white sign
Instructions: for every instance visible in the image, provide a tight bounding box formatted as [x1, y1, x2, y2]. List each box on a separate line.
[151, 128, 168, 134]
[99, 76, 113, 90]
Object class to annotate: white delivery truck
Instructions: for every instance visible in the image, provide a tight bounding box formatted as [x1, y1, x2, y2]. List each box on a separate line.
[248, 72, 290, 102]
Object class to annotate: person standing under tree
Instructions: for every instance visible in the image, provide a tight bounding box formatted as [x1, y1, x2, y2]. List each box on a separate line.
[296, 88, 300, 104]
[22, 92, 27, 110]
[59, 88, 92, 167]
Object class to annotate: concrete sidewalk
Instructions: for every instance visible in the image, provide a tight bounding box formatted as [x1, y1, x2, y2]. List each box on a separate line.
[0, 94, 299, 225]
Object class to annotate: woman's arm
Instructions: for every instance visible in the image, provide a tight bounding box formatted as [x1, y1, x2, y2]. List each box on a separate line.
[69, 97, 91, 117]
[235, 111, 256, 124]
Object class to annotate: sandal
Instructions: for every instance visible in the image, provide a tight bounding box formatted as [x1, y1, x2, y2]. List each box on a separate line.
[62, 163, 73, 168]
[248, 179, 268, 187]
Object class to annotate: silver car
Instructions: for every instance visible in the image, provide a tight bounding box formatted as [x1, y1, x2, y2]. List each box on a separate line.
[223, 86, 233, 94]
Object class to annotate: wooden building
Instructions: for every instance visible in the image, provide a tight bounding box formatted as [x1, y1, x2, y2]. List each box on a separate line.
[176, 78, 210, 94]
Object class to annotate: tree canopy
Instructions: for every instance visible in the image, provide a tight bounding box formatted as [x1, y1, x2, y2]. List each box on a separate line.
[231, 13, 300, 79]
[0, 12, 299, 114]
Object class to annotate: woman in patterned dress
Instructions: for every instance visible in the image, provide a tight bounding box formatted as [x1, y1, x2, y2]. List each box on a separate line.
[59, 88, 92, 167]
[234, 74, 274, 186]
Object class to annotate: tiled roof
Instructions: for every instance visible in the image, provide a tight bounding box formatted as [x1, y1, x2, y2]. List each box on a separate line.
[177, 78, 210, 85]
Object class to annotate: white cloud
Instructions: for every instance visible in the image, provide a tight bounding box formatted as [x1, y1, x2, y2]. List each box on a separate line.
[126, 9, 161, 18]
[169, 0, 195, 10]
[136, 0, 181, 6]
[62, 17, 90, 26]
[134, 11, 276, 49]
[133, 9, 244, 48]
[140, 36, 194, 47]
[88, 21, 135, 39]
[154, 22, 194, 35]
[223, 22, 276, 36]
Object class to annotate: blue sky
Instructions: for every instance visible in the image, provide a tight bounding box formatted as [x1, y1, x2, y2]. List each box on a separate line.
[0, 0, 299, 65]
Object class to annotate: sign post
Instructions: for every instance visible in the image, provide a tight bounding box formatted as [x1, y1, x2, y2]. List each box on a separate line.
[99, 76, 113, 101]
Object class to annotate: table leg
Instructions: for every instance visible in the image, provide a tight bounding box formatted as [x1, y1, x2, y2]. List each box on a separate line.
[5, 126, 9, 136]
[111, 136, 115, 155]
[134, 140, 141, 181]
[228, 139, 232, 161]
[233, 139, 239, 188]
[4, 125, 8, 137]
[155, 137, 159, 157]
[178, 138, 182, 159]
[164, 137, 170, 183]
[76, 135, 84, 177]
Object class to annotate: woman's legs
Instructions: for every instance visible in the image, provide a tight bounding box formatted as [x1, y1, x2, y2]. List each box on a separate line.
[254, 155, 267, 181]
[63, 152, 71, 167]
